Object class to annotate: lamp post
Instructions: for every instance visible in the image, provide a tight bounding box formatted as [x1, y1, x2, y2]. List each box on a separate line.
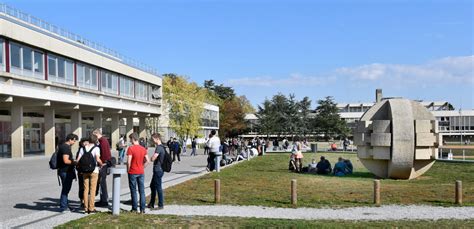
[459, 109, 463, 145]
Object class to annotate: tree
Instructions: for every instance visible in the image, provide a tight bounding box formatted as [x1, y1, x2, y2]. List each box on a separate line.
[313, 96, 350, 140]
[163, 74, 206, 141]
[220, 98, 247, 138]
[256, 99, 276, 136]
[204, 79, 235, 101]
[237, 95, 256, 114]
[297, 96, 312, 136]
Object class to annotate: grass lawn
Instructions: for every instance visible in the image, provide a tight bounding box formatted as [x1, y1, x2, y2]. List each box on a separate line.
[163, 152, 473, 208]
[57, 213, 474, 228]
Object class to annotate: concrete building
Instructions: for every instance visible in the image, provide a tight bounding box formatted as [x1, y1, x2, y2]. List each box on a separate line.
[0, 4, 162, 158]
[159, 103, 219, 143]
[338, 92, 473, 142]
[243, 90, 473, 142]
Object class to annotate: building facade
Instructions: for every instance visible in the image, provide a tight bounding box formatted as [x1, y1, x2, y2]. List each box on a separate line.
[159, 103, 219, 143]
[0, 4, 162, 158]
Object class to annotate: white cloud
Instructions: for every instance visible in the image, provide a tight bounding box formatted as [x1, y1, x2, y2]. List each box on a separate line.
[335, 55, 474, 85]
[226, 55, 474, 88]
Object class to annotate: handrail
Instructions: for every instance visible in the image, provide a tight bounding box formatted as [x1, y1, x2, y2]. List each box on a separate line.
[0, 3, 160, 77]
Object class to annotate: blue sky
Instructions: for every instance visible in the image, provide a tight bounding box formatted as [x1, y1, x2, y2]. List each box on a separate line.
[6, 0, 473, 109]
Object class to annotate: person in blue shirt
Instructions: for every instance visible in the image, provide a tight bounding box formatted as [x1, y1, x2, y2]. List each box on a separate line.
[333, 157, 349, 176]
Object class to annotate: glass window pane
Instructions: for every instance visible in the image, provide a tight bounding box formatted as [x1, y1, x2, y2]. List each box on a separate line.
[57, 57, 65, 78]
[10, 44, 21, 68]
[107, 74, 112, 89]
[77, 64, 84, 85]
[0, 39, 3, 65]
[91, 69, 97, 88]
[23, 47, 33, 70]
[33, 51, 43, 73]
[65, 60, 73, 84]
[48, 56, 56, 76]
[101, 72, 107, 89]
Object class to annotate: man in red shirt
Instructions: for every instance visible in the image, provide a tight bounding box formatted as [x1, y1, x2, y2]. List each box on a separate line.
[127, 132, 150, 213]
[93, 128, 112, 206]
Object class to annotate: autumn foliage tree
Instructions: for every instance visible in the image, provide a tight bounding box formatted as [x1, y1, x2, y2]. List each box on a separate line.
[219, 98, 248, 138]
[163, 74, 206, 140]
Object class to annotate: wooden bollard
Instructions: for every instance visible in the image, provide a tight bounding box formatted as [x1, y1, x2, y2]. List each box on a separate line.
[215, 179, 221, 204]
[291, 179, 297, 207]
[455, 180, 462, 205]
[374, 179, 381, 205]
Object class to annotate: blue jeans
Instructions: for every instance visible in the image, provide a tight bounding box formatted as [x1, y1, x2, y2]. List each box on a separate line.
[128, 173, 145, 211]
[58, 170, 75, 210]
[149, 167, 164, 207]
[190, 147, 196, 156]
[118, 149, 125, 164]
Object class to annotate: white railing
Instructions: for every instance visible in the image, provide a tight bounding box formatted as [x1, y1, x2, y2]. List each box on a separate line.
[0, 3, 159, 77]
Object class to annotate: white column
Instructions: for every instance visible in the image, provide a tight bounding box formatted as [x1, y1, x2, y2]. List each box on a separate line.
[139, 117, 147, 139]
[111, 114, 120, 152]
[71, 110, 82, 154]
[44, 108, 55, 156]
[94, 112, 103, 130]
[11, 104, 24, 158]
[126, 116, 134, 139]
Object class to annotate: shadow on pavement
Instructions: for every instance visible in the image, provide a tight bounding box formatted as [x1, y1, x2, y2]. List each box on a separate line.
[14, 197, 81, 212]
[172, 171, 203, 175]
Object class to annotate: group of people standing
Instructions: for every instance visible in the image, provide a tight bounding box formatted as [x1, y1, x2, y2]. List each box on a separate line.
[55, 129, 111, 213]
[55, 129, 167, 214]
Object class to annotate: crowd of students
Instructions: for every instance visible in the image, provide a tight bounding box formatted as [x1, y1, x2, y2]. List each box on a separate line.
[54, 129, 167, 214]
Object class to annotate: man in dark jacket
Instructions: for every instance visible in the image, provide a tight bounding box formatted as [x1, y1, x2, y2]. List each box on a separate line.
[93, 128, 111, 207]
[57, 134, 78, 212]
[316, 156, 332, 175]
[148, 133, 166, 210]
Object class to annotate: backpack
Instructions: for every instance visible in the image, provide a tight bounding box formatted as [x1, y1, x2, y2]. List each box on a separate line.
[49, 149, 59, 170]
[78, 146, 97, 173]
[161, 146, 173, 173]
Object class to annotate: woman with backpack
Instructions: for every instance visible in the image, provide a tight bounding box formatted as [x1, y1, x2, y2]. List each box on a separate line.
[76, 134, 103, 214]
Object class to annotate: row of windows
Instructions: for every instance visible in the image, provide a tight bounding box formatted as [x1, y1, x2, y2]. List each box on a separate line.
[0, 38, 4, 69]
[0, 39, 159, 101]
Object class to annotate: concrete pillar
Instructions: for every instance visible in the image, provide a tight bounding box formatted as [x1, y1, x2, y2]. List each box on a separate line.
[126, 117, 134, 139]
[139, 117, 146, 139]
[94, 112, 103, 130]
[11, 104, 24, 158]
[111, 114, 120, 152]
[44, 108, 55, 156]
[71, 110, 82, 154]
[376, 89, 383, 103]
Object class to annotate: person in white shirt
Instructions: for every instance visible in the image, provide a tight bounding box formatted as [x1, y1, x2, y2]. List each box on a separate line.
[76, 134, 103, 214]
[206, 130, 221, 171]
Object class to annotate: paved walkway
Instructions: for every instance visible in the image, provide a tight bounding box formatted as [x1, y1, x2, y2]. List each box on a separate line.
[146, 205, 474, 221]
[0, 149, 210, 228]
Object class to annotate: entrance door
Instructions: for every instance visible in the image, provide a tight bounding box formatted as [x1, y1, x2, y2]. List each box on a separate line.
[24, 127, 42, 153]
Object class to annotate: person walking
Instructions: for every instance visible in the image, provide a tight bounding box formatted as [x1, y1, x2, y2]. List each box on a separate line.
[171, 138, 181, 162]
[92, 128, 111, 207]
[57, 133, 78, 212]
[206, 130, 221, 171]
[203, 137, 209, 155]
[117, 135, 126, 165]
[148, 133, 165, 210]
[76, 134, 103, 214]
[190, 136, 197, 156]
[127, 133, 150, 213]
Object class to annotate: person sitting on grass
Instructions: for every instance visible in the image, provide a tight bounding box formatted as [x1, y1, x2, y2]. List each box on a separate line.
[344, 159, 353, 174]
[288, 153, 297, 171]
[333, 157, 349, 176]
[316, 156, 332, 175]
[308, 159, 318, 173]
